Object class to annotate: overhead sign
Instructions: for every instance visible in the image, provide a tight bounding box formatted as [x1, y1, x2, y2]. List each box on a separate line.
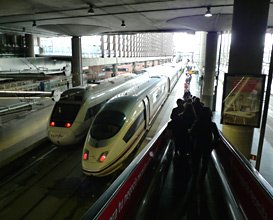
[221, 74, 265, 127]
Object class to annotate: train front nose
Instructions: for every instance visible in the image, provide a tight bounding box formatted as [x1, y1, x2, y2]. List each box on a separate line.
[48, 127, 76, 146]
[82, 144, 110, 175]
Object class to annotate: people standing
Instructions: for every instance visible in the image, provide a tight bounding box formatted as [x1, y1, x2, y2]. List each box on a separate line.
[189, 107, 220, 185]
[170, 102, 196, 157]
[183, 89, 192, 101]
[192, 97, 204, 119]
[169, 99, 185, 156]
[170, 99, 184, 120]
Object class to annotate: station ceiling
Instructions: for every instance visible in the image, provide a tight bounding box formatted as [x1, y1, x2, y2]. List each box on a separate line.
[0, 1, 272, 37]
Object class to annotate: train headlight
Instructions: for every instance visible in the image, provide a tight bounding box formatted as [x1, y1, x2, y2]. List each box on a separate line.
[99, 152, 108, 162]
[83, 149, 89, 160]
[65, 122, 72, 128]
[50, 121, 55, 127]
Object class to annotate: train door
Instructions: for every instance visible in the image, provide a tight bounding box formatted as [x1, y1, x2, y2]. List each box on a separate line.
[142, 97, 150, 128]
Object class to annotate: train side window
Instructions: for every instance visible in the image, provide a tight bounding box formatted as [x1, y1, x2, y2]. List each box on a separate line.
[123, 111, 144, 143]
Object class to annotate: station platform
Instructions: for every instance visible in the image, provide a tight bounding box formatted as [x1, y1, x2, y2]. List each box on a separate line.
[0, 98, 54, 168]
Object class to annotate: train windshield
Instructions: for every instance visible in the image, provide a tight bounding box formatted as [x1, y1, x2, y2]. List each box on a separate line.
[91, 111, 125, 140]
[51, 103, 81, 122]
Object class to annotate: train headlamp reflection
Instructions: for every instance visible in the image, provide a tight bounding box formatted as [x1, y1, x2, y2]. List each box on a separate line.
[99, 152, 108, 162]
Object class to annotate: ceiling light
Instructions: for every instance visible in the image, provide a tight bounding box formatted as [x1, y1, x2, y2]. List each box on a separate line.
[204, 6, 212, 17]
[88, 5, 95, 15]
[32, 20, 37, 27]
[121, 20, 126, 28]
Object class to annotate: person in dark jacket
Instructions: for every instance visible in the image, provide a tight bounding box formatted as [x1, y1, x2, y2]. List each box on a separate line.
[171, 102, 196, 157]
[169, 99, 185, 156]
[189, 107, 220, 184]
[170, 98, 184, 120]
[192, 97, 204, 119]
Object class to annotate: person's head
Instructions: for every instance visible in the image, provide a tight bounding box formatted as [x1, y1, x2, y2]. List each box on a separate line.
[176, 98, 184, 107]
[186, 98, 192, 103]
[194, 97, 200, 103]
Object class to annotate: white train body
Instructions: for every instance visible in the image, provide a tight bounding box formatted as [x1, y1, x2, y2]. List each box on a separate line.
[82, 76, 169, 176]
[144, 62, 182, 92]
[47, 73, 150, 146]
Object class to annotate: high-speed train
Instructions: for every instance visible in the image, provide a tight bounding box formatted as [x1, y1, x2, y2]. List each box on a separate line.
[47, 73, 150, 146]
[82, 75, 169, 176]
[143, 62, 182, 92]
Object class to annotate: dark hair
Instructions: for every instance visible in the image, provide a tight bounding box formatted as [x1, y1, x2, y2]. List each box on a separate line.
[177, 98, 183, 105]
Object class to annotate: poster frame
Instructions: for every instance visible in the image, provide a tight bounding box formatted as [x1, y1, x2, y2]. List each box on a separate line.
[220, 73, 266, 128]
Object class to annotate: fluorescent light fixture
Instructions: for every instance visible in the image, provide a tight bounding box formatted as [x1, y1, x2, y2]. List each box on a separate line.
[121, 20, 126, 28]
[88, 5, 95, 15]
[205, 6, 212, 17]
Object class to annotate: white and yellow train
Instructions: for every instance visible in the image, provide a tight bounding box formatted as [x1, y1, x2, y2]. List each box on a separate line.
[48, 62, 182, 147]
[82, 75, 170, 176]
[47, 73, 150, 146]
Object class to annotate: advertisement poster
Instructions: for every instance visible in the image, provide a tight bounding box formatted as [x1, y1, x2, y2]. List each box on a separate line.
[221, 74, 265, 127]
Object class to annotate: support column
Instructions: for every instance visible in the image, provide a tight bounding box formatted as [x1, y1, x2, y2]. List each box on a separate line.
[201, 32, 218, 109]
[112, 64, 117, 77]
[222, 0, 270, 158]
[71, 36, 82, 87]
[132, 62, 136, 73]
[25, 34, 35, 57]
[144, 61, 147, 68]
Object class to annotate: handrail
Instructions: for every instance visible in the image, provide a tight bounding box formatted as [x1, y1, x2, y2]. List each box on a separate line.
[214, 132, 273, 219]
[218, 131, 273, 196]
[210, 151, 245, 219]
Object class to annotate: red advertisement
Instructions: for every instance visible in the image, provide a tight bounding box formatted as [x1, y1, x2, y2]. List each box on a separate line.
[221, 74, 265, 127]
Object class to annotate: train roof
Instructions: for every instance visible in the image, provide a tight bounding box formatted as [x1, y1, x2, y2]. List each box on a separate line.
[100, 96, 139, 117]
[99, 76, 166, 115]
[58, 73, 149, 102]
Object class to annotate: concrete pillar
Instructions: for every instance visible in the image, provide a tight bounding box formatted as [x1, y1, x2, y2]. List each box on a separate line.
[71, 36, 82, 87]
[222, 0, 270, 158]
[196, 32, 207, 76]
[144, 61, 147, 68]
[112, 64, 117, 77]
[132, 62, 136, 73]
[201, 32, 218, 109]
[152, 60, 155, 66]
[25, 34, 35, 57]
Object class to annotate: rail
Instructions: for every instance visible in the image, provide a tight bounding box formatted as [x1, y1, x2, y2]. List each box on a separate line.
[81, 124, 273, 220]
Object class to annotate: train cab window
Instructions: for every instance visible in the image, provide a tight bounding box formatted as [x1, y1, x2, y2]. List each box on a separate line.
[123, 112, 144, 143]
[50, 103, 81, 126]
[84, 101, 106, 121]
[91, 110, 126, 141]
